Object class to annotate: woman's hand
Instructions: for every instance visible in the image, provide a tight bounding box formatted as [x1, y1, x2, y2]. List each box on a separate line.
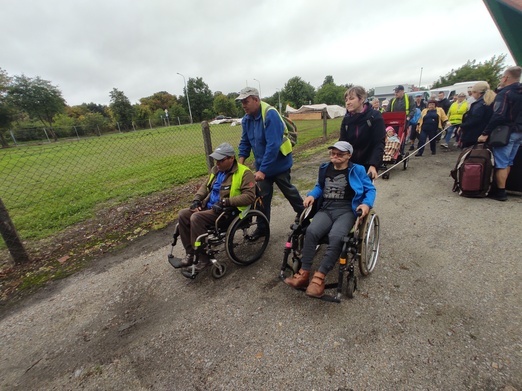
[303, 195, 315, 207]
[356, 204, 370, 218]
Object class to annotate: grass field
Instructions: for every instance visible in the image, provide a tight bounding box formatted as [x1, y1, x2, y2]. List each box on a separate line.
[0, 118, 342, 248]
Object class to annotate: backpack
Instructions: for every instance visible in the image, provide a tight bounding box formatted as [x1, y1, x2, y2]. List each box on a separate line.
[410, 108, 421, 125]
[450, 143, 494, 197]
[281, 116, 298, 147]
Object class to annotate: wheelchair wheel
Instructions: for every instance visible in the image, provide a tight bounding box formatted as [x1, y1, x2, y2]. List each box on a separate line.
[358, 212, 380, 276]
[226, 210, 270, 266]
[211, 263, 227, 279]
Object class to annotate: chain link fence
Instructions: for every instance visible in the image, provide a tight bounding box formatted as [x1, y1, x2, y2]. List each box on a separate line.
[1, 115, 339, 265]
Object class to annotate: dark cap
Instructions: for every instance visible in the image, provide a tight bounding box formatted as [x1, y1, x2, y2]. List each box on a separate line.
[394, 85, 405, 92]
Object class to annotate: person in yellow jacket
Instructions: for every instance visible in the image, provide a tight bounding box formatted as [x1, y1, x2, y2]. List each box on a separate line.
[172, 142, 256, 271]
[441, 92, 468, 149]
[414, 99, 448, 156]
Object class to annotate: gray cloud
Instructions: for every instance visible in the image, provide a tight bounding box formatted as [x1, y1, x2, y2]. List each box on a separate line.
[1, 0, 513, 106]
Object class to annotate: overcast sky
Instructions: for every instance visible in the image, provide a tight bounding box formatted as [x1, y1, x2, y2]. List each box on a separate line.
[1, 0, 515, 106]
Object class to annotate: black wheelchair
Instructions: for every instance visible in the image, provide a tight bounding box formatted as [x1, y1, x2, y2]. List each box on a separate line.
[279, 205, 380, 302]
[168, 204, 270, 279]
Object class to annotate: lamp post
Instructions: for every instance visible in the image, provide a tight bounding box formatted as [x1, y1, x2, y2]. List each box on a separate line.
[418, 67, 423, 89]
[177, 72, 193, 124]
[276, 89, 282, 113]
[253, 78, 261, 97]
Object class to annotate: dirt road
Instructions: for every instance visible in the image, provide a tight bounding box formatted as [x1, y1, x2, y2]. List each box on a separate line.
[1, 148, 520, 390]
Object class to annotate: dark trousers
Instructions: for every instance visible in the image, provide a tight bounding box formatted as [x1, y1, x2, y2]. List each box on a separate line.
[417, 128, 437, 155]
[178, 208, 217, 254]
[257, 169, 304, 224]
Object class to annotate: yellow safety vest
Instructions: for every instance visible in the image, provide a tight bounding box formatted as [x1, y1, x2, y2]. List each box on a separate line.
[391, 93, 410, 113]
[260, 101, 293, 156]
[448, 101, 468, 124]
[207, 163, 250, 213]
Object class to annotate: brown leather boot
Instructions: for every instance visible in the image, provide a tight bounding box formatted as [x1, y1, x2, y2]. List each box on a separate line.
[306, 272, 326, 298]
[284, 269, 310, 289]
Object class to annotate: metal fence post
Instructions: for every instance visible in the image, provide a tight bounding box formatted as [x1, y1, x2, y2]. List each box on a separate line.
[0, 198, 30, 264]
[9, 130, 18, 146]
[201, 121, 213, 171]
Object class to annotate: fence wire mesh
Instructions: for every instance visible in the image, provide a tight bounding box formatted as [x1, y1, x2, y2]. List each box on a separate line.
[1, 117, 339, 264]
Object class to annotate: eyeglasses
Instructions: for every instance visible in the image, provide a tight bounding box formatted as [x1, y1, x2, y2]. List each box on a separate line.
[216, 156, 231, 163]
[329, 151, 349, 157]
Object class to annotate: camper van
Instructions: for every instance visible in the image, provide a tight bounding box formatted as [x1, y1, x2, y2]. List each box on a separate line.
[429, 81, 483, 99]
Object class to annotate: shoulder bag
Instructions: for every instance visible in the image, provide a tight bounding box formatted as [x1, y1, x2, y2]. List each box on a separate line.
[488, 125, 511, 147]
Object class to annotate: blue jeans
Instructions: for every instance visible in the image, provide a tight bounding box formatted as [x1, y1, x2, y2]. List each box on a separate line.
[493, 131, 522, 169]
[444, 125, 459, 144]
[256, 169, 303, 225]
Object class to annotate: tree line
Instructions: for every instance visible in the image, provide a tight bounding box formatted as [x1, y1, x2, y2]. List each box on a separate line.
[0, 55, 507, 147]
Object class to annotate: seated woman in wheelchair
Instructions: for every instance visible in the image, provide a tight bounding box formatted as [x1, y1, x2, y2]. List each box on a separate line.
[174, 142, 256, 272]
[284, 141, 376, 298]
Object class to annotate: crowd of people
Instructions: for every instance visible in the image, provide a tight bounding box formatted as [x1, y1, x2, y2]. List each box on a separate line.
[171, 66, 521, 295]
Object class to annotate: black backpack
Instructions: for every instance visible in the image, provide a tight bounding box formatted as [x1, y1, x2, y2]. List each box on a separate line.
[450, 143, 494, 197]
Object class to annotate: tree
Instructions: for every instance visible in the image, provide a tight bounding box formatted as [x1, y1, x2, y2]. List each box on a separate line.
[185, 77, 213, 122]
[213, 94, 237, 118]
[8, 75, 66, 141]
[281, 76, 315, 108]
[315, 83, 346, 106]
[109, 88, 134, 130]
[322, 75, 335, 86]
[139, 91, 177, 112]
[0, 68, 14, 148]
[432, 54, 507, 89]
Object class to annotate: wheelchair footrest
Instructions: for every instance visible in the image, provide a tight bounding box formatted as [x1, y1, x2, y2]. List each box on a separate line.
[168, 255, 185, 269]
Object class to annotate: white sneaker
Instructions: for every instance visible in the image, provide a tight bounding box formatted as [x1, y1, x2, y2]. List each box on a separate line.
[440, 143, 448, 149]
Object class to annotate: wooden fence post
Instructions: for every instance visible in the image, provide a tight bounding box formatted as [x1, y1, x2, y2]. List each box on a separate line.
[0, 198, 30, 264]
[322, 108, 328, 140]
[201, 121, 214, 171]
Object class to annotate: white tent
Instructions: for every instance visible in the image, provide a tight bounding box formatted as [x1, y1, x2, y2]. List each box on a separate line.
[285, 104, 346, 119]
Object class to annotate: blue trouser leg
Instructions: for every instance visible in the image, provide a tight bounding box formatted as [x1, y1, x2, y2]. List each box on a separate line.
[444, 125, 456, 144]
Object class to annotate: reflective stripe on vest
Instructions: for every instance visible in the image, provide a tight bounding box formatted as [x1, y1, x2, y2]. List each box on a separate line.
[207, 163, 250, 213]
[391, 93, 410, 113]
[260, 101, 293, 156]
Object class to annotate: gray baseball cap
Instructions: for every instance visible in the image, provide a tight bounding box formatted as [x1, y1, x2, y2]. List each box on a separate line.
[328, 141, 353, 154]
[210, 142, 236, 160]
[236, 87, 260, 100]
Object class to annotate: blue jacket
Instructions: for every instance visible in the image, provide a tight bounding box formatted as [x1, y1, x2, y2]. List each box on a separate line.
[308, 162, 376, 216]
[238, 104, 293, 177]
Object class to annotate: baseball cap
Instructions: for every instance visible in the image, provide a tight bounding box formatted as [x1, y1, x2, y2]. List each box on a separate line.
[394, 85, 405, 92]
[328, 141, 353, 154]
[235, 87, 260, 101]
[209, 142, 235, 160]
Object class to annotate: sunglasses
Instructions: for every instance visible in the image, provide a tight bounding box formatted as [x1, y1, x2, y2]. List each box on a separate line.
[329, 151, 349, 157]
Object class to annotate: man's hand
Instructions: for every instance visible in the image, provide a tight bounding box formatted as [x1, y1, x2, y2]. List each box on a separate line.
[356, 204, 370, 218]
[254, 171, 266, 182]
[478, 134, 488, 143]
[303, 195, 315, 207]
[212, 203, 224, 214]
[190, 200, 202, 211]
[367, 166, 378, 180]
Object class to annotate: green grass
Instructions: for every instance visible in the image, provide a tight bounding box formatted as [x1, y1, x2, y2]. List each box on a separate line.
[0, 118, 342, 246]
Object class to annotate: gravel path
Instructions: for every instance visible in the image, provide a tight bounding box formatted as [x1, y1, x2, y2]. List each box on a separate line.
[0, 148, 520, 391]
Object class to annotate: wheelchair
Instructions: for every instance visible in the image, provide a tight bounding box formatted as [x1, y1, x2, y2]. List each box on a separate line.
[168, 204, 270, 279]
[279, 205, 380, 303]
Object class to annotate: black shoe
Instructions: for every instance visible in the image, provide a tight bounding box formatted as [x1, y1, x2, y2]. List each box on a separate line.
[409, 145, 415, 151]
[488, 190, 507, 201]
[415, 153, 422, 157]
[431, 151, 436, 155]
[249, 228, 267, 241]
[169, 253, 194, 269]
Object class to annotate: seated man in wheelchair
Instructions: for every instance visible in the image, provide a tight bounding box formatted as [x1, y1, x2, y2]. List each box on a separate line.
[172, 142, 256, 272]
[284, 141, 376, 298]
